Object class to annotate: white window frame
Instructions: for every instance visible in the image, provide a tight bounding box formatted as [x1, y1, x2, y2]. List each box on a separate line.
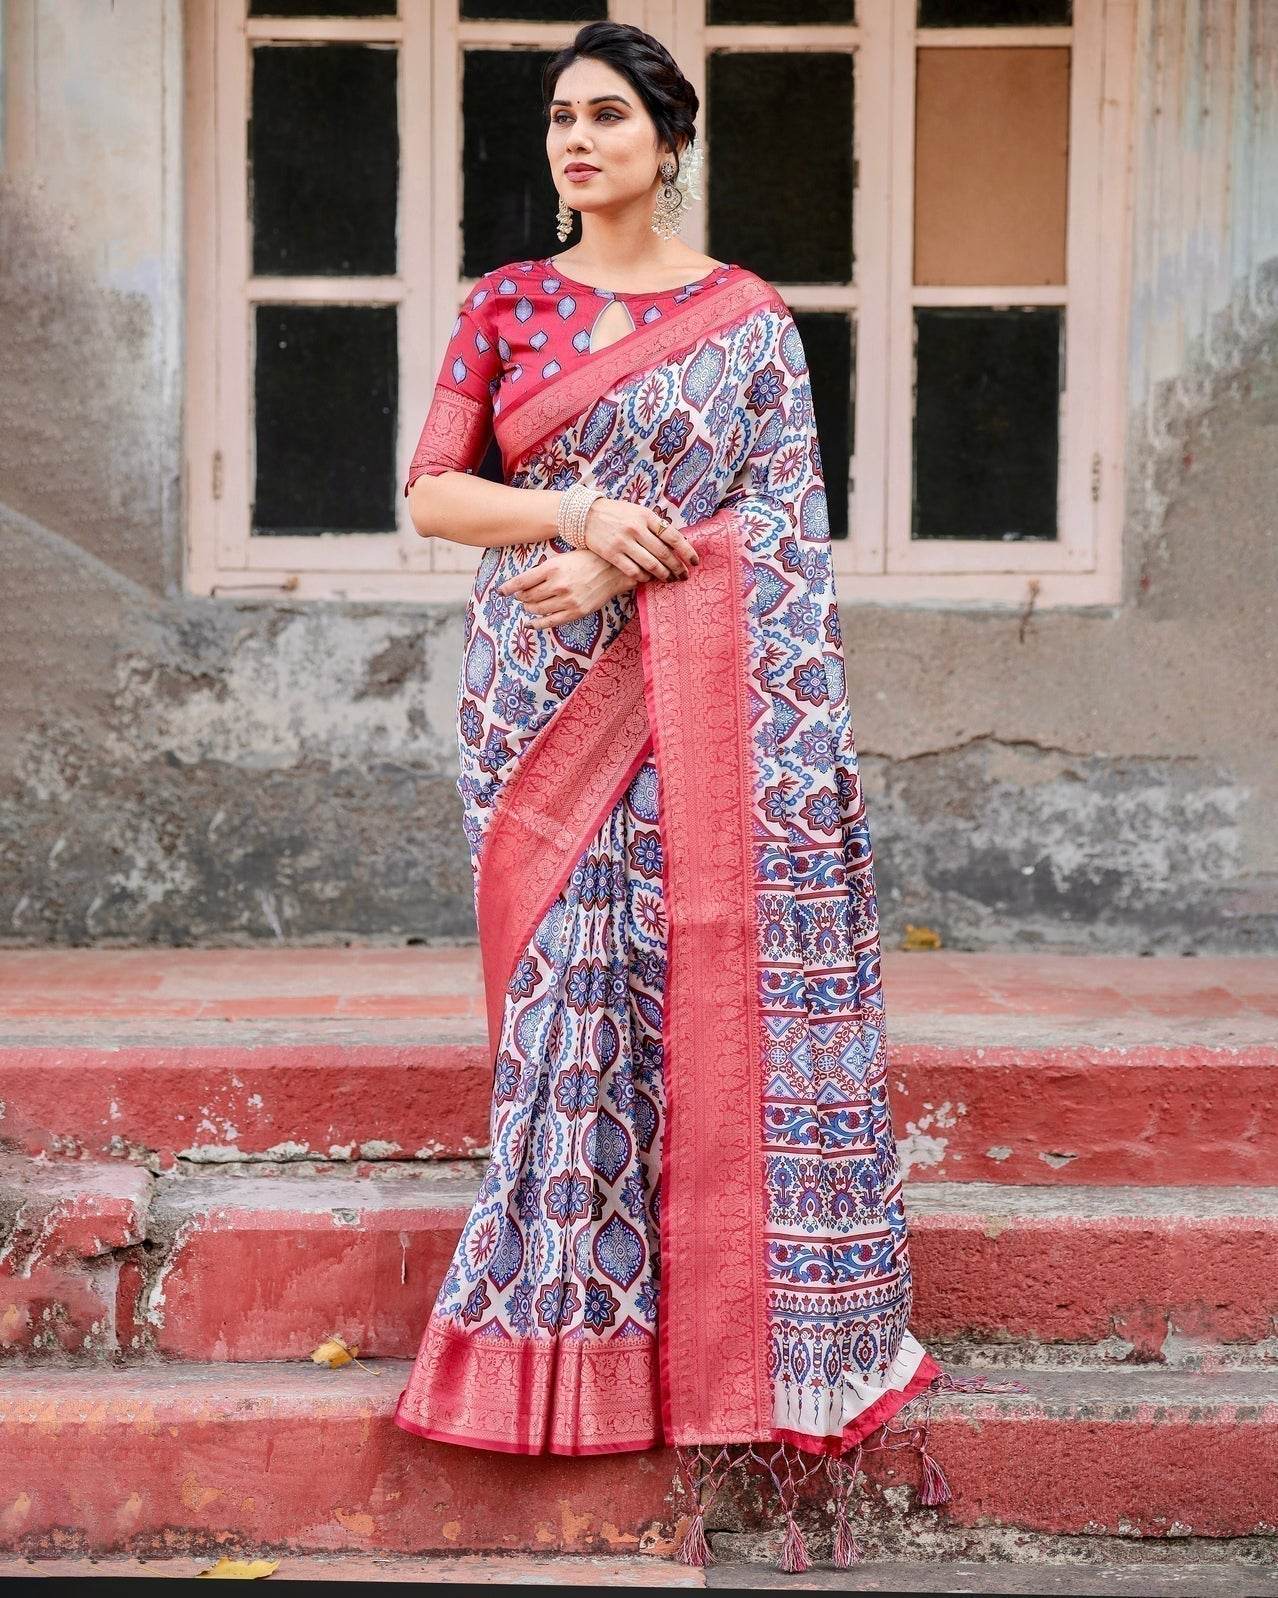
[186, 0, 1134, 608]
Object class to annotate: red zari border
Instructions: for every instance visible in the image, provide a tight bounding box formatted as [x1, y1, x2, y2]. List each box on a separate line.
[404, 387, 490, 495]
[393, 1320, 662, 1455]
[637, 508, 769, 1446]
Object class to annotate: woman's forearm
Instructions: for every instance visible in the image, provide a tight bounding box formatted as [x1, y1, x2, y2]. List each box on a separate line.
[408, 470, 565, 549]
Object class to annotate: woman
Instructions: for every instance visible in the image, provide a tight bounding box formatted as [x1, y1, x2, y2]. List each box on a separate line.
[393, 20, 951, 1573]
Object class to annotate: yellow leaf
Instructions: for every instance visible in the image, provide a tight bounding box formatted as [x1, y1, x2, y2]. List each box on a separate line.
[901, 923, 942, 951]
[195, 1555, 279, 1579]
[310, 1335, 358, 1368]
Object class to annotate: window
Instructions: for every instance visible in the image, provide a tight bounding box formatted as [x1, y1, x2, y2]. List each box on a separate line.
[681, 0, 1134, 604]
[186, 0, 1133, 606]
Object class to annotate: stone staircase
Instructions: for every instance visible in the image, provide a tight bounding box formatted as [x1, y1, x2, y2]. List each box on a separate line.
[1, 948, 1276, 1591]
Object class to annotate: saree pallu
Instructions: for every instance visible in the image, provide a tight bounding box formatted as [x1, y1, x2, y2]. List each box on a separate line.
[393, 264, 948, 1569]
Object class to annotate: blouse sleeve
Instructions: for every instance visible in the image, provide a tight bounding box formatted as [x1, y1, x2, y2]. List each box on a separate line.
[402, 283, 502, 497]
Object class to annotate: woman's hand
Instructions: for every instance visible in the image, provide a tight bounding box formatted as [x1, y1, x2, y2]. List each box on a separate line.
[581, 497, 700, 583]
[498, 549, 641, 630]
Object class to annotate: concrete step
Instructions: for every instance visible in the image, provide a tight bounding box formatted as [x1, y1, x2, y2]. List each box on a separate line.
[0, 1363, 1274, 1554]
[708, 1554, 1278, 1593]
[0, 1551, 1274, 1592]
[0, 1552, 703, 1586]
[1, 949, 1275, 1185]
[4, 1156, 1275, 1365]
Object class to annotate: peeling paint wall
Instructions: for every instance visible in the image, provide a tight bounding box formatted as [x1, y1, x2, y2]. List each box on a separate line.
[0, 0, 1275, 949]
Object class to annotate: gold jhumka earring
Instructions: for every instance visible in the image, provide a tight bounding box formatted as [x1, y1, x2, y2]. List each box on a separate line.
[650, 157, 682, 240]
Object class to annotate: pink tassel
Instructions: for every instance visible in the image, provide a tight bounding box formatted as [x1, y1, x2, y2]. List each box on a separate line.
[675, 1510, 710, 1567]
[831, 1512, 862, 1568]
[777, 1513, 811, 1574]
[918, 1445, 952, 1506]
[825, 1446, 863, 1568]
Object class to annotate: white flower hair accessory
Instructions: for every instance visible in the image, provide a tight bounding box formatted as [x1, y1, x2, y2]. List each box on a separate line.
[675, 138, 704, 206]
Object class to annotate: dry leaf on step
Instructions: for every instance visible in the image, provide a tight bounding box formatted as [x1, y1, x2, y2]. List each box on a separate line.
[310, 1334, 366, 1368]
[195, 1554, 279, 1578]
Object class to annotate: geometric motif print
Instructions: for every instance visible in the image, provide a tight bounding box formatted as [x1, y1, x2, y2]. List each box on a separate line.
[708, 306, 918, 1436]
[431, 751, 666, 1357]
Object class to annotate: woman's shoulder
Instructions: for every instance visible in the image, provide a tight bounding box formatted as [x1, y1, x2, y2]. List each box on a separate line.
[728, 263, 783, 303]
[471, 258, 546, 296]
[457, 260, 546, 325]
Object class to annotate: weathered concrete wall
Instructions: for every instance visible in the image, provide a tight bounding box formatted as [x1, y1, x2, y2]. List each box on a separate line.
[0, 0, 1275, 950]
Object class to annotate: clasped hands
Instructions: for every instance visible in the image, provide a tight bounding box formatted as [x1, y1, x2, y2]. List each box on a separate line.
[497, 495, 701, 631]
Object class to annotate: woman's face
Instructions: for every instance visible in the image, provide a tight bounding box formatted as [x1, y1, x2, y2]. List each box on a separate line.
[547, 58, 672, 218]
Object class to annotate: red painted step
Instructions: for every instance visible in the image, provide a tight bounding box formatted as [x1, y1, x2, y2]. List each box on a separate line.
[1, 949, 1274, 1185]
[0, 1155, 151, 1359]
[7, 1159, 1272, 1363]
[0, 1363, 1274, 1553]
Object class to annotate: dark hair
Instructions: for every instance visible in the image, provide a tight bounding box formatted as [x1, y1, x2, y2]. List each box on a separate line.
[542, 22, 700, 194]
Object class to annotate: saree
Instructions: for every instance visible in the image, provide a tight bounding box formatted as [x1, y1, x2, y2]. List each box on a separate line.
[392, 256, 949, 1570]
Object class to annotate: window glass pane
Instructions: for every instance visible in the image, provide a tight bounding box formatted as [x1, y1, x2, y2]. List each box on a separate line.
[462, 48, 559, 276]
[918, 0, 1070, 23]
[913, 308, 1059, 542]
[914, 47, 1068, 286]
[708, 52, 853, 285]
[462, 0, 604, 15]
[249, 0, 397, 14]
[708, 0, 853, 21]
[793, 311, 854, 542]
[253, 305, 398, 535]
[251, 44, 398, 277]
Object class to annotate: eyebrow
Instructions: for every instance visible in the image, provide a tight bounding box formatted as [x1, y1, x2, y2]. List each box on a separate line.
[550, 95, 632, 108]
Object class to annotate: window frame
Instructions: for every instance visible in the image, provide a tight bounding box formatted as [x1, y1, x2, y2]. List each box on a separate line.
[185, 0, 1134, 608]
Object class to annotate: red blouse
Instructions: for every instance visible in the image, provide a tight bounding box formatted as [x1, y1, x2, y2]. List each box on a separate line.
[402, 255, 740, 495]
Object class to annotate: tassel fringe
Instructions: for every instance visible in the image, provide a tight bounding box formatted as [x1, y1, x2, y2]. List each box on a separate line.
[825, 1447, 863, 1568]
[777, 1513, 811, 1574]
[672, 1444, 737, 1568]
[918, 1446, 952, 1506]
[675, 1510, 709, 1566]
[832, 1513, 861, 1568]
[671, 1369, 1029, 1569]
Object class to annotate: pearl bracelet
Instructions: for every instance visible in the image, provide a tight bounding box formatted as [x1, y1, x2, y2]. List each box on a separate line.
[557, 480, 604, 551]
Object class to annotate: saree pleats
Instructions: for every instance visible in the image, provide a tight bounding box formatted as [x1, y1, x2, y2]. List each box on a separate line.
[394, 262, 947, 1526]
[395, 748, 668, 1453]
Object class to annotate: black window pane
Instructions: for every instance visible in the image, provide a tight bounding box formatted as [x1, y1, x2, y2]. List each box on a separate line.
[919, 0, 1070, 23]
[913, 307, 1060, 541]
[708, 52, 853, 285]
[462, 0, 604, 15]
[462, 48, 561, 276]
[254, 305, 398, 535]
[251, 44, 398, 277]
[708, 0, 853, 20]
[793, 311, 853, 542]
[250, 1, 397, 15]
